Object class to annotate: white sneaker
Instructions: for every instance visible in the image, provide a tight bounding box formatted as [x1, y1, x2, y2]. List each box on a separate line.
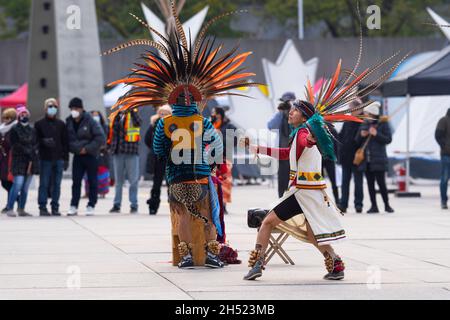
[86, 206, 95, 216]
[67, 206, 78, 216]
[6, 210, 17, 217]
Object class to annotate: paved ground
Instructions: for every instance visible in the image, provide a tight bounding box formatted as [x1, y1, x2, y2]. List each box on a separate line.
[0, 178, 449, 300]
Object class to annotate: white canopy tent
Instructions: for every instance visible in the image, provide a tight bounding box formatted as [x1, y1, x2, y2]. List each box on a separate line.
[383, 43, 450, 187]
[385, 51, 443, 159]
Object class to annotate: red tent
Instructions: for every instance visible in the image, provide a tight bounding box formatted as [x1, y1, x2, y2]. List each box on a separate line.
[0, 84, 27, 108]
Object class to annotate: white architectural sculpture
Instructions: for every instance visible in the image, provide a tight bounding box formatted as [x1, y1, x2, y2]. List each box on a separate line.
[427, 7, 450, 41]
[141, 2, 209, 43]
[262, 39, 318, 108]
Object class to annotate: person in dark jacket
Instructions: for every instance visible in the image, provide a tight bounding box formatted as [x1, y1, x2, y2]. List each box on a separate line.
[66, 98, 106, 216]
[35, 98, 69, 216]
[323, 124, 340, 204]
[338, 100, 364, 213]
[5, 106, 39, 217]
[84, 111, 110, 198]
[435, 108, 450, 209]
[0, 108, 17, 213]
[267, 92, 295, 198]
[356, 102, 394, 214]
[145, 105, 172, 215]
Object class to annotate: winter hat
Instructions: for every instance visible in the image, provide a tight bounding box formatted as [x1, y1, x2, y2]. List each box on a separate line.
[2, 108, 17, 120]
[44, 98, 59, 108]
[279, 92, 296, 102]
[157, 104, 172, 117]
[16, 105, 30, 116]
[364, 101, 381, 116]
[69, 97, 84, 109]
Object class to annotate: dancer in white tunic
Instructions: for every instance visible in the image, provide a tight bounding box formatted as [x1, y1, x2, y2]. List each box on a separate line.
[243, 100, 346, 281]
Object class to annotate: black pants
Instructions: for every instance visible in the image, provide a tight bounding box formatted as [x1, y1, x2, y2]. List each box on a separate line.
[323, 159, 339, 204]
[71, 155, 98, 208]
[148, 155, 166, 211]
[278, 160, 290, 198]
[1, 179, 13, 207]
[340, 164, 364, 210]
[1, 179, 12, 192]
[365, 168, 389, 209]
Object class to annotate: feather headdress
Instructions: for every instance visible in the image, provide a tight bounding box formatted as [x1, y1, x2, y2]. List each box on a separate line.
[103, 1, 260, 119]
[298, 3, 409, 161]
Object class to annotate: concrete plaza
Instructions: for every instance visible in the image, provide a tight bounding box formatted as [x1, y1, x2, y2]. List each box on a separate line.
[0, 178, 449, 300]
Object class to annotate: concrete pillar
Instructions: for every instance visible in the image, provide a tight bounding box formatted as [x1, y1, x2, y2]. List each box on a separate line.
[27, 0, 58, 121]
[27, 0, 104, 121]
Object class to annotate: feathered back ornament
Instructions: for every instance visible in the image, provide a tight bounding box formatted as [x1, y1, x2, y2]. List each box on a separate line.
[103, 1, 261, 120]
[301, 51, 409, 161]
[299, 2, 410, 161]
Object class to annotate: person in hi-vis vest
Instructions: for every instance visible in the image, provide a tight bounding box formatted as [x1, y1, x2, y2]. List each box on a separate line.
[107, 108, 142, 214]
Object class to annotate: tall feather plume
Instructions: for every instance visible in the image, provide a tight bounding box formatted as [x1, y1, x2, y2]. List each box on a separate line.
[170, 0, 188, 63]
[103, 7, 262, 120]
[303, 0, 407, 125]
[423, 22, 450, 28]
[335, 0, 363, 93]
[193, 10, 248, 60]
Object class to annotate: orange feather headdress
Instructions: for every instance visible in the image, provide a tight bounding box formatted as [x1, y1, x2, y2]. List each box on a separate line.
[305, 52, 409, 125]
[102, 2, 261, 120]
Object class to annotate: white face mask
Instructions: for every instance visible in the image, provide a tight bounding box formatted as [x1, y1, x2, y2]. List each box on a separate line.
[93, 116, 101, 123]
[71, 110, 80, 119]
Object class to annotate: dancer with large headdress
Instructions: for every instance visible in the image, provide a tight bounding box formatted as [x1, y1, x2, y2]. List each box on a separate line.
[103, 1, 260, 268]
[242, 39, 408, 280]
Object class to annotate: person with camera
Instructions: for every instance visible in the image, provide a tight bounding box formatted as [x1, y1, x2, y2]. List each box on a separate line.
[35, 98, 69, 216]
[268, 92, 295, 198]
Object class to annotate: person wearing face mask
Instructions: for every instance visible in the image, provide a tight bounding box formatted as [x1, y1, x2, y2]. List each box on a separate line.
[0, 108, 18, 213]
[35, 98, 69, 216]
[5, 106, 39, 217]
[144, 105, 172, 215]
[83, 111, 110, 199]
[66, 98, 106, 216]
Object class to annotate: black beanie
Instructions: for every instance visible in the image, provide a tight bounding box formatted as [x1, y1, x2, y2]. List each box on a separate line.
[69, 97, 83, 109]
[293, 100, 315, 119]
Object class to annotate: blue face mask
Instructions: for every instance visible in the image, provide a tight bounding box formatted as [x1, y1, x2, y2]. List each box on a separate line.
[47, 106, 58, 117]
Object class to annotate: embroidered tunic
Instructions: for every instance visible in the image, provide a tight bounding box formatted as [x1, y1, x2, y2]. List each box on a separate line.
[258, 127, 346, 245]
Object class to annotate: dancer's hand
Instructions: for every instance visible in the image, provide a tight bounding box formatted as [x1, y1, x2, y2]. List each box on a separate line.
[369, 127, 378, 137]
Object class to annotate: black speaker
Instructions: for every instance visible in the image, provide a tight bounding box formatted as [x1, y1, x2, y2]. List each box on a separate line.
[247, 208, 269, 229]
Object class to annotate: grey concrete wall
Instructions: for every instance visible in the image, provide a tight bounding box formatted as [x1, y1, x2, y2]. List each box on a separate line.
[0, 40, 28, 86]
[4, 37, 447, 90]
[54, 0, 104, 119]
[27, 0, 59, 121]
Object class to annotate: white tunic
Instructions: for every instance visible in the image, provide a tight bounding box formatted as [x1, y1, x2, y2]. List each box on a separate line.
[272, 128, 346, 245]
